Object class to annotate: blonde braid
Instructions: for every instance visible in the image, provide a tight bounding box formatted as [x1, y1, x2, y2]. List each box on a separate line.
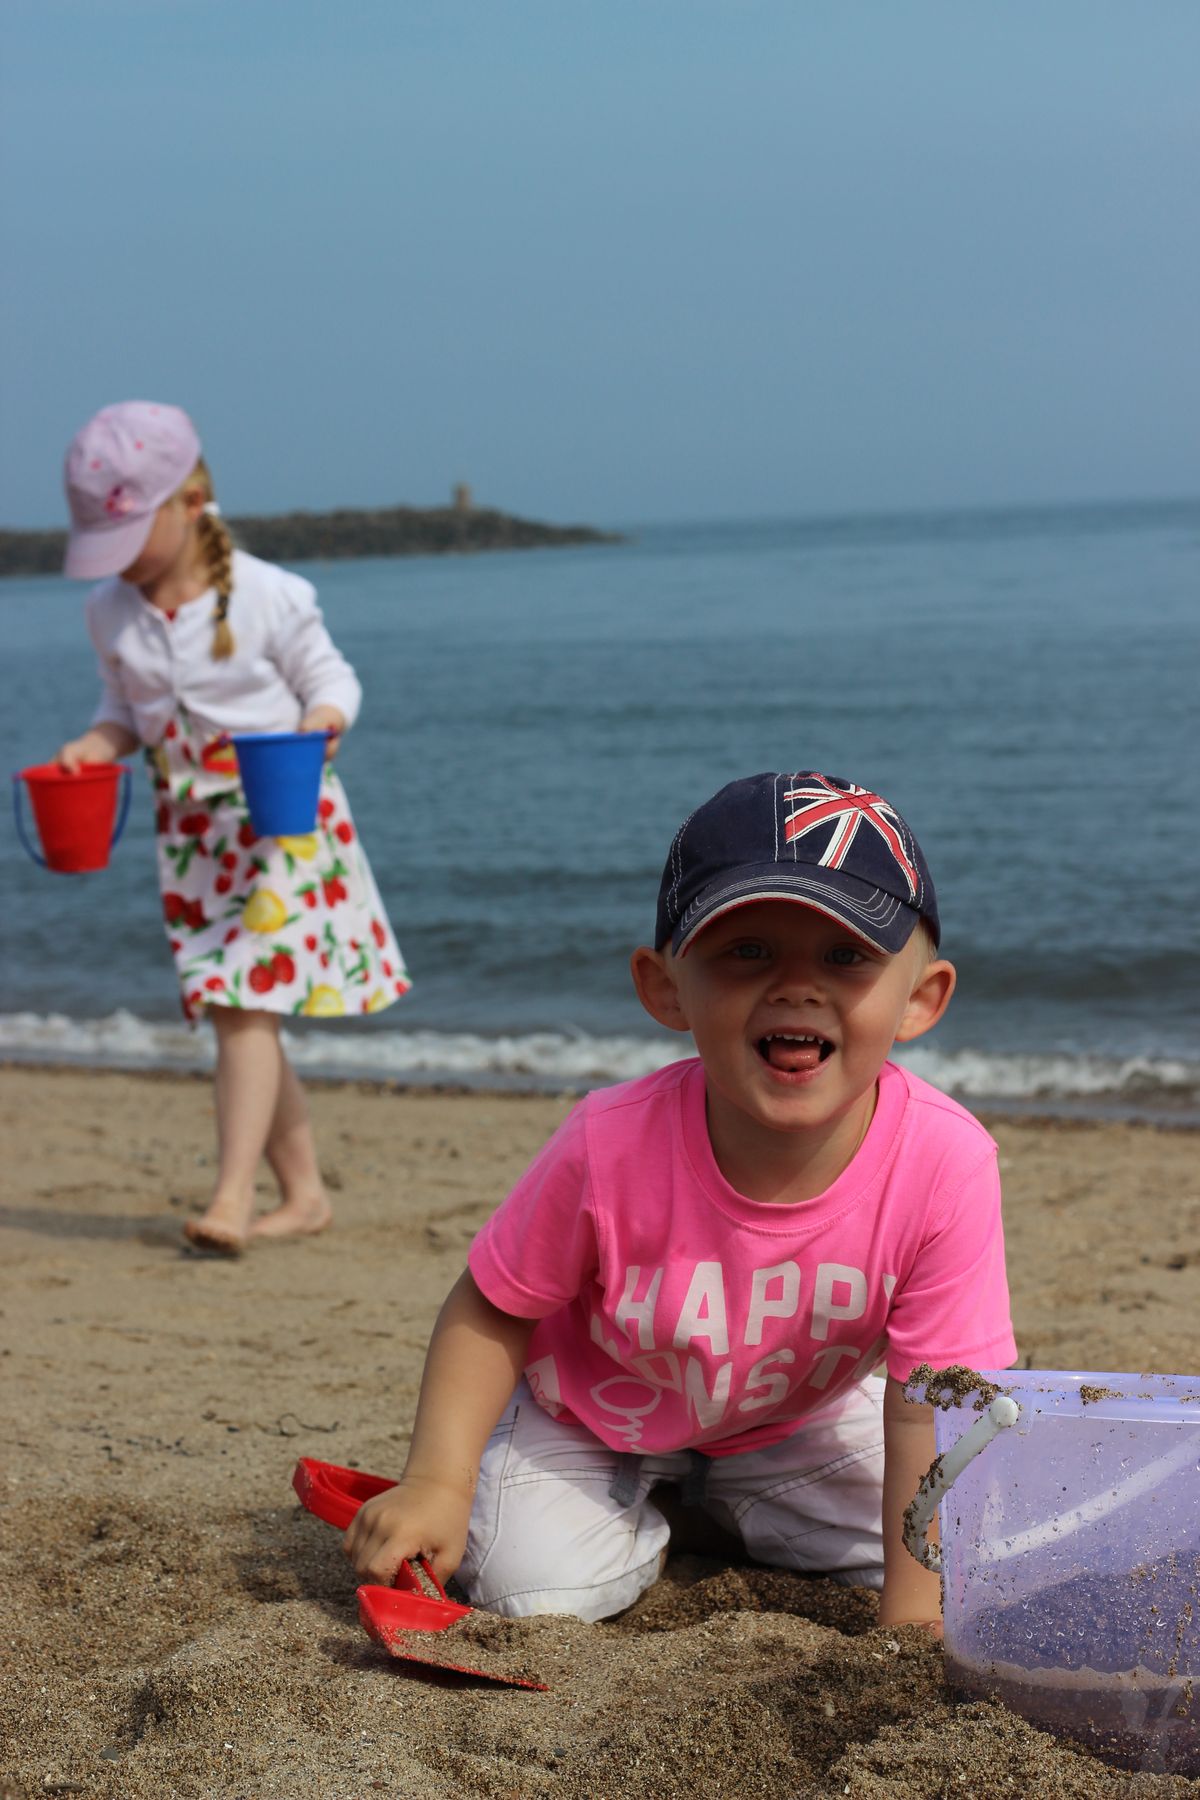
[176, 458, 235, 656]
[190, 460, 236, 658]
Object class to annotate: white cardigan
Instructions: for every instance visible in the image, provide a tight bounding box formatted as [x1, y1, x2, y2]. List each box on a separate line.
[85, 550, 362, 745]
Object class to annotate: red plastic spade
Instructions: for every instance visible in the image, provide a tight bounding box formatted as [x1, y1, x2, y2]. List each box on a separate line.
[293, 1455, 397, 1529]
[292, 1457, 548, 1690]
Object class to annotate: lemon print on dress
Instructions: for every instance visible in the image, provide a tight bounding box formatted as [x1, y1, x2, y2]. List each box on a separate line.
[275, 834, 318, 860]
[303, 985, 345, 1017]
[242, 889, 288, 933]
[365, 989, 390, 1013]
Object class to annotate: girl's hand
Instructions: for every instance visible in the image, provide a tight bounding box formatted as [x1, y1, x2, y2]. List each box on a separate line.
[343, 1475, 473, 1588]
[57, 737, 100, 773]
[300, 706, 345, 761]
[56, 724, 138, 771]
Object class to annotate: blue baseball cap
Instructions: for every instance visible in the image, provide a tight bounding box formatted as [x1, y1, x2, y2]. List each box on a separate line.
[655, 771, 940, 955]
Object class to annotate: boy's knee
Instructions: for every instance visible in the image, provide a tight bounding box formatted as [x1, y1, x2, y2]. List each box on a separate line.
[460, 1535, 666, 1622]
[460, 1486, 671, 1621]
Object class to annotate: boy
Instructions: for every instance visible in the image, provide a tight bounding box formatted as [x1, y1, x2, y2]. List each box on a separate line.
[347, 771, 1015, 1628]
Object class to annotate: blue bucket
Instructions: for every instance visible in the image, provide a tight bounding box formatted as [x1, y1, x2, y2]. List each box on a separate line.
[231, 731, 327, 836]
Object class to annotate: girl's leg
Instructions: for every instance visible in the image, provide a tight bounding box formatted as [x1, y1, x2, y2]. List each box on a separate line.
[249, 1052, 332, 1240]
[183, 1008, 284, 1254]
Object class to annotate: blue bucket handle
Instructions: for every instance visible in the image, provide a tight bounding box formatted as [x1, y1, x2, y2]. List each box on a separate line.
[110, 762, 133, 845]
[11, 763, 132, 871]
[12, 774, 45, 868]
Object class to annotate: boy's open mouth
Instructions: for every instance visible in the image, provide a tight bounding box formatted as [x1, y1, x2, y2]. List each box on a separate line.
[756, 1032, 833, 1074]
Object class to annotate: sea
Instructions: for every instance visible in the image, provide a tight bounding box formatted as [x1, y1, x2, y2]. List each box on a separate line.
[3, 502, 1198, 1123]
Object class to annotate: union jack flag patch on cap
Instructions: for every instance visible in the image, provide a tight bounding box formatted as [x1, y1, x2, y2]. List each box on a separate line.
[655, 771, 939, 955]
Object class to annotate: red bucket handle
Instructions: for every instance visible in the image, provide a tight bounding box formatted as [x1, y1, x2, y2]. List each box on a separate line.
[11, 763, 132, 871]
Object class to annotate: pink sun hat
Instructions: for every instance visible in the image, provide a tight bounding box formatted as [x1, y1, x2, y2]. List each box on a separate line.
[62, 401, 201, 579]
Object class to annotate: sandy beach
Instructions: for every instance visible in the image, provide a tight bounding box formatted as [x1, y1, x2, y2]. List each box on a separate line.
[2, 1063, 1198, 1799]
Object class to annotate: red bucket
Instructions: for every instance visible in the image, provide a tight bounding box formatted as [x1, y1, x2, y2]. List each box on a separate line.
[12, 763, 131, 873]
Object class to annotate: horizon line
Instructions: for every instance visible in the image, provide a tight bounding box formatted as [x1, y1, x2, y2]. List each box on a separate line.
[4, 487, 1200, 542]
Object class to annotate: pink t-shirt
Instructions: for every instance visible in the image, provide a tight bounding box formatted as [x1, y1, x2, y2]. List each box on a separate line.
[469, 1058, 1016, 1458]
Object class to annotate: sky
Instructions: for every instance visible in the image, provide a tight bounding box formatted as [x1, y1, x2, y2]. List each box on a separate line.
[2, 1, 1198, 528]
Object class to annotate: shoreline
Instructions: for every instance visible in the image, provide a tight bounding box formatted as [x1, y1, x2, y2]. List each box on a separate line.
[2, 1047, 1198, 1131]
[3, 1062, 1199, 1795]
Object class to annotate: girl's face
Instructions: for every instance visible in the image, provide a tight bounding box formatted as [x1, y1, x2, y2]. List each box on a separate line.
[119, 488, 206, 589]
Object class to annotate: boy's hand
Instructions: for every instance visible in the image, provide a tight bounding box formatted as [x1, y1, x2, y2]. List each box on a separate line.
[343, 1270, 535, 1591]
[343, 1474, 473, 1588]
[878, 1615, 944, 1639]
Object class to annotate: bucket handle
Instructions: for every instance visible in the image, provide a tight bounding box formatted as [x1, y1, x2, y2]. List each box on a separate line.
[12, 774, 46, 868]
[11, 764, 132, 871]
[110, 764, 133, 849]
[903, 1394, 1020, 1572]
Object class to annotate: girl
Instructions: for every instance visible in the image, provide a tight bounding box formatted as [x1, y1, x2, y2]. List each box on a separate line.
[56, 400, 410, 1256]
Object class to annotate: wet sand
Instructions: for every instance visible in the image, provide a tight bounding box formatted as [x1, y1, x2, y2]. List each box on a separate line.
[1, 1064, 1198, 1798]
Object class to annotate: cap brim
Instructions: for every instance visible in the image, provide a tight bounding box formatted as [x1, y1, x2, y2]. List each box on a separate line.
[673, 864, 922, 956]
[63, 513, 155, 580]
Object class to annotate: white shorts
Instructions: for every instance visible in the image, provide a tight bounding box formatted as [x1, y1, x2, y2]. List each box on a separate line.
[457, 1376, 885, 1622]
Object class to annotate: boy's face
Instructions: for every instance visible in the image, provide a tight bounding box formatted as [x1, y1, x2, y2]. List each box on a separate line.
[632, 899, 954, 1177]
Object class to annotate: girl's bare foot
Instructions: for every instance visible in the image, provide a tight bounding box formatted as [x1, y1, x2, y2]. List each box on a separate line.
[182, 1217, 247, 1256]
[248, 1193, 332, 1241]
[182, 1191, 253, 1256]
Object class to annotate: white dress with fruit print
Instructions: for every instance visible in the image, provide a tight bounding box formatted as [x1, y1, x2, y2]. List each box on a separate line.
[151, 703, 409, 1022]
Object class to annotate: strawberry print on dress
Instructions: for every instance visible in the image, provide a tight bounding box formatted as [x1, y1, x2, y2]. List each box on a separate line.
[150, 703, 410, 1022]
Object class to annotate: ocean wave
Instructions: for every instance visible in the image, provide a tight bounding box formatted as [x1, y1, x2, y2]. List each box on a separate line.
[0, 1010, 685, 1086]
[894, 1044, 1200, 1111]
[1, 1010, 1198, 1119]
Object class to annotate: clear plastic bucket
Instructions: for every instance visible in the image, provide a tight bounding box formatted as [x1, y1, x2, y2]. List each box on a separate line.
[912, 1370, 1200, 1774]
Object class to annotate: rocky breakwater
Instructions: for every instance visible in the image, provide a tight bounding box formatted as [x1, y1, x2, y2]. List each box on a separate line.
[0, 502, 622, 577]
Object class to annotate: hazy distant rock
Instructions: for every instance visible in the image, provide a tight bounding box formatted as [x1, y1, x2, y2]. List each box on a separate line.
[0, 502, 622, 578]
